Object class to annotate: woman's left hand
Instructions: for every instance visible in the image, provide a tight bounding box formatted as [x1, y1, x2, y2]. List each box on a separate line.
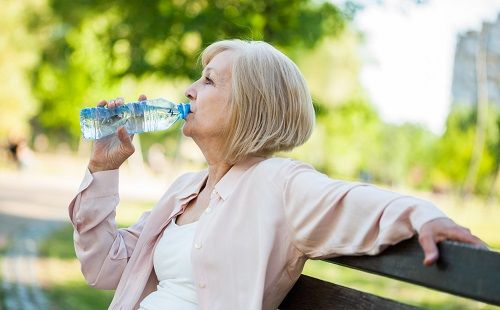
[418, 218, 488, 266]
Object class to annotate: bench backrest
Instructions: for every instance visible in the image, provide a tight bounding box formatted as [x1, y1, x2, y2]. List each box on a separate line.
[280, 237, 500, 309]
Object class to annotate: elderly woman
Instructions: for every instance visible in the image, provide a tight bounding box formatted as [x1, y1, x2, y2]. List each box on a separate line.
[69, 39, 484, 310]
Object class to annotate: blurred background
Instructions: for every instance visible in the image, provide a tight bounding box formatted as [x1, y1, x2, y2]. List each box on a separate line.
[0, 0, 499, 309]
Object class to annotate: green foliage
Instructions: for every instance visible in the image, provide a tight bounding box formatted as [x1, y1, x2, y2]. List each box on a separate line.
[0, 0, 42, 141]
[374, 123, 437, 188]
[322, 96, 382, 178]
[302, 99, 439, 188]
[291, 95, 383, 179]
[432, 105, 499, 194]
[487, 107, 500, 172]
[288, 28, 389, 180]
[44, 281, 114, 310]
[39, 224, 76, 260]
[290, 31, 440, 188]
[41, 0, 345, 80]
[5, 0, 497, 195]
[297, 30, 362, 107]
[28, 0, 347, 147]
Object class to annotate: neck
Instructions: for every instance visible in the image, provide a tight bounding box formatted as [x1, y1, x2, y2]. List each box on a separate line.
[193, 136, 232, 189]
[193, 138, 232, 190]
[206, 160, 232, 190]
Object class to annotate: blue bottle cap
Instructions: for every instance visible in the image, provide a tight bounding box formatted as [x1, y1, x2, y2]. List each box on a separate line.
[178, 103, 191, 119]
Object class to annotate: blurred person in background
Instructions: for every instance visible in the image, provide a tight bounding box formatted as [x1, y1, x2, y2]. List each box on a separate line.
[68, 39, 486, 310]
[7, 135, 34, 170]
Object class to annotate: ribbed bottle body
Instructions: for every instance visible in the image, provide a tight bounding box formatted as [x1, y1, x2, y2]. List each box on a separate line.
[80, 99, 189, 140]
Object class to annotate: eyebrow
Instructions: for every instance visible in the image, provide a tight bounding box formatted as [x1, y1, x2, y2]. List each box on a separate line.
[203, 67, 224, 83]
[203, 67, 217, 77]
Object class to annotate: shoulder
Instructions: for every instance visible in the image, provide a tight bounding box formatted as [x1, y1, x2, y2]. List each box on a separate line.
[255, 157, 315, 173]
[251, 157, 318, 185]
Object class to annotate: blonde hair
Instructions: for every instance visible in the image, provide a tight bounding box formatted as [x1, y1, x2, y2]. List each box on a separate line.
[201, 39, 315, 164]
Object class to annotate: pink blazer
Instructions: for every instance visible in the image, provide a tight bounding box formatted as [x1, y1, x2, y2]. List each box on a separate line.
[68, 157, 446, 309]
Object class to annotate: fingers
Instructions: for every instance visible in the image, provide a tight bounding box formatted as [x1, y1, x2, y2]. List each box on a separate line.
[418, 234, 439, 266]
[108, 97, 125, 109]
[117, 126, 129, 144]
[419, 229, 488, 267]
[446, 227, 488, 249]
[117, 127, 135, 154]
[97, 97, 125, 108]
[418, 218, 490, 266]
[98, 95, 146, 108]
[475, 238, 489, 250]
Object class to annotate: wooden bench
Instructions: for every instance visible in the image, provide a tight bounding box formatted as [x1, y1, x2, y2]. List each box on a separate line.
[280, 237, 500, 309]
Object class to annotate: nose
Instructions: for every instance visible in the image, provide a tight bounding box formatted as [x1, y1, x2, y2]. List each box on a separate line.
[185, 83, 196, 102]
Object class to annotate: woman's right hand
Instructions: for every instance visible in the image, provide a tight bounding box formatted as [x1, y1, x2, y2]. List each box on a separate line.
[87, 95, 147, 173]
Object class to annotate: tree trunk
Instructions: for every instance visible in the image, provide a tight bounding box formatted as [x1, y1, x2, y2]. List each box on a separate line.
[462, 33, 489, 197]
[487, 165, 500, 205]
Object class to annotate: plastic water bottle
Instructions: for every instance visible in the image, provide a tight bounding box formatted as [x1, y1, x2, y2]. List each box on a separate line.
[80, 98, 190, 140]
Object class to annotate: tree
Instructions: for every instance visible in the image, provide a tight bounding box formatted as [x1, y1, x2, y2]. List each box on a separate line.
[488, 111, 500, 201]
[29, 0, 347, 147]
[462, 31, 489, 196]
[0, 0, 43, 142]
[432, 106, 497, 195]
[376, 123, 437, 188]
[39, 0, 345, 80]
[290, 94, 382, 179]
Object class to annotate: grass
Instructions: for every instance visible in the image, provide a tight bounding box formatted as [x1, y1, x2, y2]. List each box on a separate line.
[38, 225, 77, 260]
[37, 225, 116, 309]
[33, 194, 500, 309]
[44, 280, 114, 310]
[36, 226, 115, 309]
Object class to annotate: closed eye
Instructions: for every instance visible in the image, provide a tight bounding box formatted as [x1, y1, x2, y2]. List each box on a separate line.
[204, 76, 214, 85]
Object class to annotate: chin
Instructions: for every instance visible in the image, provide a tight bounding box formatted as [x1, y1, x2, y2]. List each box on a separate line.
[181, 124, 192, 137]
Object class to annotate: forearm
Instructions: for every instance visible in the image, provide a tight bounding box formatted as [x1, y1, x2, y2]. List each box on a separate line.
[327, 185, 448, 256]
[282, 160, 448, 258]
[68, 169, 136, 289]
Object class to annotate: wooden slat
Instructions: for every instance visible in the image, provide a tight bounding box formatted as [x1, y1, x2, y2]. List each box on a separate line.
[326, 237, 500, 306]
[279, 275, 418, 309]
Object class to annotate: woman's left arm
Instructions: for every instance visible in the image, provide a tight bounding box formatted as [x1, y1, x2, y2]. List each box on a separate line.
[280, 160, 486, 264]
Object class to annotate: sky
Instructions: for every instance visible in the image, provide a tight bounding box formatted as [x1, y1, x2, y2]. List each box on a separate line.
[334, 0, 500, 134]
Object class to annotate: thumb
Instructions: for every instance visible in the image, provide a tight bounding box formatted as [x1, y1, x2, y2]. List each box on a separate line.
[117, 127, 135, 154]
[419, 234, 439, 266]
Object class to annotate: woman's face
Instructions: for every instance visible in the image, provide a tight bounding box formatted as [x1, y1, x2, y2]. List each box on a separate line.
[183, 50, 236, 145]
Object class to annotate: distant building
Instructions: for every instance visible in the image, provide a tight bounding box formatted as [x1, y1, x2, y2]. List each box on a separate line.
[451, 14, 500, 108]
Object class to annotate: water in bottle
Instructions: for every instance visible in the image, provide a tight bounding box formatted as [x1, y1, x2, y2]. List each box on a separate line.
[80, 98, 190, 140]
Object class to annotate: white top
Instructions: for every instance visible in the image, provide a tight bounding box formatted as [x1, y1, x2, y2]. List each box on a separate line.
[139, 217, 198, 310]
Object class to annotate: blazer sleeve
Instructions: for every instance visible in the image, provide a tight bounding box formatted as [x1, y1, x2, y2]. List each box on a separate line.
[68, 169, 150, 289]
[281, 160, 447, 259]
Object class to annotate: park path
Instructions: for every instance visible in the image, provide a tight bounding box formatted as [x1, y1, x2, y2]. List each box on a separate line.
[0, 169, 73, 310]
